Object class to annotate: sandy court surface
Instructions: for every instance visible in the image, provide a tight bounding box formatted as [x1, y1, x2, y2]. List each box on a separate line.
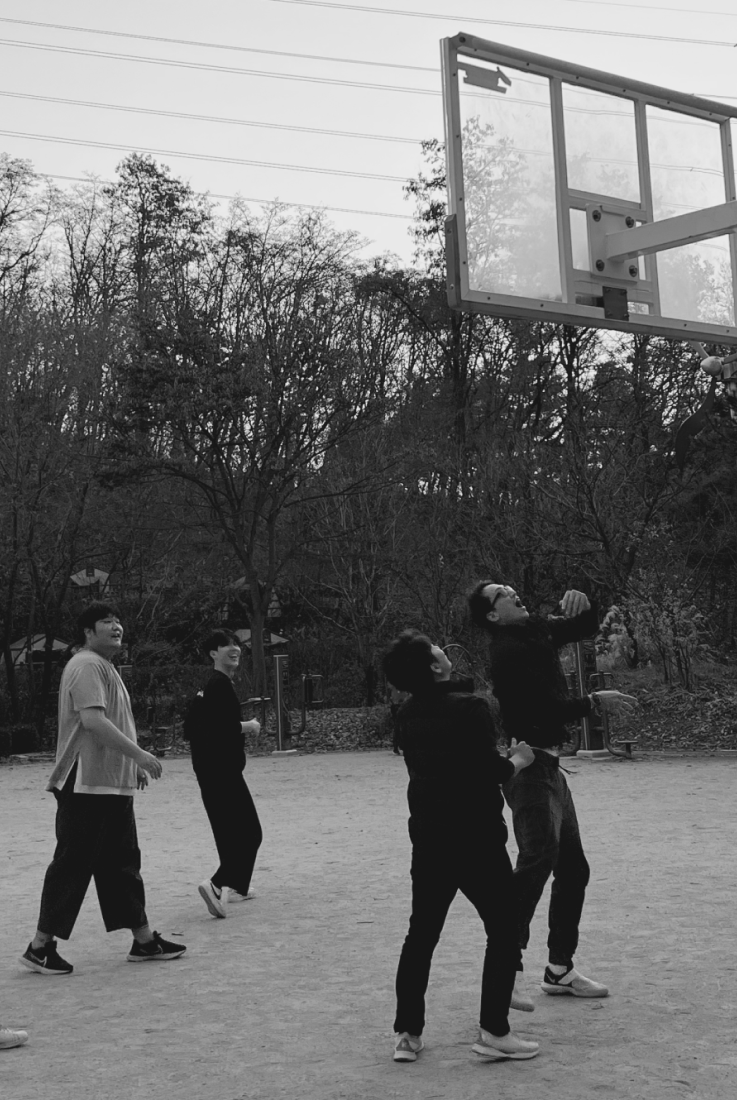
[1, 749, 736, 1100]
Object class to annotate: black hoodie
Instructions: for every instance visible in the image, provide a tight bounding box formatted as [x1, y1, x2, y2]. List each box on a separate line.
[487, 604, 599, 749]
[397, 679, 515, 847]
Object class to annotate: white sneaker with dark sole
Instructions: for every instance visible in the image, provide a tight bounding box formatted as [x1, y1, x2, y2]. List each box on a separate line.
[541, 965, 608, 998]
[198, 879, 226, 918]
[393, 1033, 424, 1062]
[472, 1030, 539, 1061]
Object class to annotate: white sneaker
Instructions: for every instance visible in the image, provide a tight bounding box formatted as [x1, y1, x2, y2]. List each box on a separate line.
[393, 1033, 424, 1062]
[227, 888, 255, 903]
[0, 1027, 29, 1049]
[510, 973, 535, 1012]
[541, 965, 608, 998]
[198, 879, 226, 918]
[472, 1029, 539, 1061]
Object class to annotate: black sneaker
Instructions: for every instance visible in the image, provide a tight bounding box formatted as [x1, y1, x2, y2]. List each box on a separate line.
[20, 940, 73, 976]
[126, 931, 186, 962]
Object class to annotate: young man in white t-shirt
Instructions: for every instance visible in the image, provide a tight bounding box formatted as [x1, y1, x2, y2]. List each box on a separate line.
[20, 603, 186, 975]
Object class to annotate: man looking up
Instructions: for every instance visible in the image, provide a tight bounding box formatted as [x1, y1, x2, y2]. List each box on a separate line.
[20, 602, 186, 975]
[193, 629, 262, 919]
[383, 630, 539, 1065]
[468, 582, 636, 1008]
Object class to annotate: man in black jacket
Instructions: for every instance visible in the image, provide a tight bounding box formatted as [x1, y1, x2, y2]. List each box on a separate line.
[191, 629, 262, 919]
[468, 583, 637, 1007]
[383, 630, 539, 1065]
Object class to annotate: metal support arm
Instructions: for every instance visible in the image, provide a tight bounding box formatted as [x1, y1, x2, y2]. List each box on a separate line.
[605, 201, 737, 261]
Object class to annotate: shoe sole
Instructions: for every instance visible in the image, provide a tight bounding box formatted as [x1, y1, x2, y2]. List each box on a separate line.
[541, 984, 608, 998]
[472, 1042, 539, 1061]
[198, 884, 226, 918]
[510, 996, 535, 1012]
[393, 1052, 418, 1062]
[19, 957, 73, 976]
[0, 1038, 28, 1049]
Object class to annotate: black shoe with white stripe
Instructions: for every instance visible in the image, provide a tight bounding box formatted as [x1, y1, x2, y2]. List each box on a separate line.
[21, 940, 73, 976]
[127, 931, 186, 962]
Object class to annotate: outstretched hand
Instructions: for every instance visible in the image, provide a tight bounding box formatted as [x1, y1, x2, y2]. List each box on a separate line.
[595, 690, 638, 716]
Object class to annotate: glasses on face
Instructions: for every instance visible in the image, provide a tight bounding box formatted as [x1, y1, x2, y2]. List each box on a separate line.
[489, 587, 517, 610]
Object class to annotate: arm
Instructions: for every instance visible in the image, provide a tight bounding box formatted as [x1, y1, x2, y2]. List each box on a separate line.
[463, 697, 516, 785]
[491, 638, 593, 730]
[547, 599, 600, 647]
[79, 708, 162, 779]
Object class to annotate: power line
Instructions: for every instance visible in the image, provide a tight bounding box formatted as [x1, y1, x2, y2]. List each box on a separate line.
[267, 0, 737, 47]
[0, 37, 440, 95]
[46, 173, 414, 220]
[0, 16, 437, 73]
[0, 90, 422, 146]
[0, 127, 410, 182]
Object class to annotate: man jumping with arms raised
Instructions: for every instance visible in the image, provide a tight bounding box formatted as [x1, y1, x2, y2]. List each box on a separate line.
[468, 582, 636, 1009]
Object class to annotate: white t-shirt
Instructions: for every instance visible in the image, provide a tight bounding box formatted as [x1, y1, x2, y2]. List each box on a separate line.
[47, 649, 138, 795]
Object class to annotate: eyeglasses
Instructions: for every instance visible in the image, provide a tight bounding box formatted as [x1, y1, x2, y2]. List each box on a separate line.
[489, 586, 517, 610]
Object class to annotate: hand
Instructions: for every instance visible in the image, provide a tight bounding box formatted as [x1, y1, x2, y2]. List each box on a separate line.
[508, 737, 535, 771]
[136, 767, 149, 791]
[594, 690, 638, 716]
[242, 719, 261, 735]
[560, 590, 590, 618]
[136, 749, 162, 780]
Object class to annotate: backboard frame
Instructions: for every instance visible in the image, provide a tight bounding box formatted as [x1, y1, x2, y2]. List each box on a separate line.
[442, 34, 737, 345]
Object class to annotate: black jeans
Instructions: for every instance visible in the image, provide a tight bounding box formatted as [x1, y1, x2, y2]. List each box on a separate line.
[394, 840, 519, 1038]
[503, 750, 590, 969]
[196, 772, 262, 896]
[38, 774, 147, 940]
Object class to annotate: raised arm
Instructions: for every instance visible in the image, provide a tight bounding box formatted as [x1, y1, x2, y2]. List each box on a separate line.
[547, 593, 599, 647]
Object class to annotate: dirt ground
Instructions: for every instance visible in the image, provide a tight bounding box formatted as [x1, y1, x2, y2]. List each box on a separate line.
[1, 749, 736, 1100]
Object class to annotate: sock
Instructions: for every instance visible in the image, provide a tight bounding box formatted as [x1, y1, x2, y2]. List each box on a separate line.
[31, 932, 54, 951]
[548, 963, 569, 976]
[132, 924, 154, 944]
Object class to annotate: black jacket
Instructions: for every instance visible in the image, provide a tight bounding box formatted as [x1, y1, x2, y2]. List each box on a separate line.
[487, 604, 599, 749]
[190, 670, 246, 779]
[397, 679, 515, 846]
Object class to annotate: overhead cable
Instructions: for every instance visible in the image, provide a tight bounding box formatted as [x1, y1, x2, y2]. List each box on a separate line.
[0, 90, 421, 145]
[267, 0, 737, 48]
[0, 127, 409, 181]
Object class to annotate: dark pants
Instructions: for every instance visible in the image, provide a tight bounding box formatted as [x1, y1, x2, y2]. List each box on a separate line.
[503, 751, 590, 969]
[38, 774, 147, 941]
[394, 841, 519, 1038]
[196, 772, 262, 895]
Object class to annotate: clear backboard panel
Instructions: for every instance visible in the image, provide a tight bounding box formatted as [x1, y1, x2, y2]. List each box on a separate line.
[442, 35, 737, 345]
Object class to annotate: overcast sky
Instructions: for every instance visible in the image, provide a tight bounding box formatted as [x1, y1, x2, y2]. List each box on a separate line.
[1, 0, 736, 264]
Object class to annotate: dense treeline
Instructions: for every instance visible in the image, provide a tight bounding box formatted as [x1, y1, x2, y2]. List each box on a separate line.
[2, 149, 737, 741]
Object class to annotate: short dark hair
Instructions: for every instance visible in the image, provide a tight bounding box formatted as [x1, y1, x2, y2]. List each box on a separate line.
[204, 628, 241, 657]
[467, 580, 497, 630]
[76, 602, 121, 645]
[382, 630, 436, 695]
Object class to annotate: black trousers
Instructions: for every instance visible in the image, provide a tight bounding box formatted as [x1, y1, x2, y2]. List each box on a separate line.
[38, 775, 147, 941]
[394, 840, 519, 1038]
[503, 751, 590, 969]
[196, 771, 262, 895]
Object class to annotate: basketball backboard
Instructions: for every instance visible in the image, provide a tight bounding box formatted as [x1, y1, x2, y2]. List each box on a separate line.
[441, 35, 737, 345]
